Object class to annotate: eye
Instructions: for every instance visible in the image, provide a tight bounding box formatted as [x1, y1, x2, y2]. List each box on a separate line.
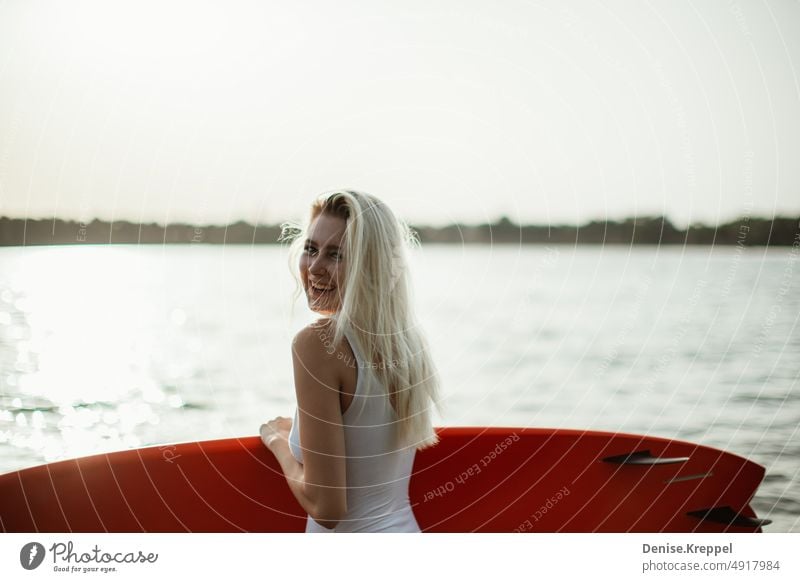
[303, 244, 317, 255]
[331, 251, 342, 260]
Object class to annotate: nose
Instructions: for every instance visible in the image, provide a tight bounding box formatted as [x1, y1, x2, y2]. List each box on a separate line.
[309, 253, 328, 277]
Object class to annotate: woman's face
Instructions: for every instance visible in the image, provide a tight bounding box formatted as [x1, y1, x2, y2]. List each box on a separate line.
[300, 213, 347, 315]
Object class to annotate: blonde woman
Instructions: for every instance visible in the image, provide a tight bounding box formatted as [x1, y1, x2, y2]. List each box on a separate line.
[259, 190, 443, 532]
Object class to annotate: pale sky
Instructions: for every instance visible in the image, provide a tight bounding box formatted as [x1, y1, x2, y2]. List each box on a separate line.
[0, 0, 798, 229]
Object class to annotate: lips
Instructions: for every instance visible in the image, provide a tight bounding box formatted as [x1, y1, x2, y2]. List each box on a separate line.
[309, 281, 335, 296]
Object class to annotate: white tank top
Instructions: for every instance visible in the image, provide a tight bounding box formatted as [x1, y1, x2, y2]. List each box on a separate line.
[287, 325, 420, 532]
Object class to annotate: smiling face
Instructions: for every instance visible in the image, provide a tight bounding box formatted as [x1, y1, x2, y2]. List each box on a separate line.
[300, 212, 347, 315]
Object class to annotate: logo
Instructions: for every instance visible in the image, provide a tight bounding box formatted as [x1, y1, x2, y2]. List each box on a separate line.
[20, 542, 46, 570]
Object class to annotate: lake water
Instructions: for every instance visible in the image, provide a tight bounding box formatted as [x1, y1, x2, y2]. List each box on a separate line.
[0, 243, 798, 532]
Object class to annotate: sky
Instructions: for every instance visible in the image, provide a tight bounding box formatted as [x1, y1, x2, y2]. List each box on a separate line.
[0, 0, 798, 229]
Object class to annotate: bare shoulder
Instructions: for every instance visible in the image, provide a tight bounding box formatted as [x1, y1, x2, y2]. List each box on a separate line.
[291, 320, 344, 429]
[292, 318, 339, 364]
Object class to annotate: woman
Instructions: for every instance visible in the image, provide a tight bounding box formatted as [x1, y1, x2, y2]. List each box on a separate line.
[259, 190, 443, 532]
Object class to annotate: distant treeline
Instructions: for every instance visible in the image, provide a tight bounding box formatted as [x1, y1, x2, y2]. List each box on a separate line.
[1, 215, 798, 246]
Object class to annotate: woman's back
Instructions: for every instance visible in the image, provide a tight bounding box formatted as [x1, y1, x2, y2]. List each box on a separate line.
[288, 324, 420, 532]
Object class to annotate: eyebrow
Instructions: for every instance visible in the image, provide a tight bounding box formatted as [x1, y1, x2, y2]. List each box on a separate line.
[304, 238, 341, 250]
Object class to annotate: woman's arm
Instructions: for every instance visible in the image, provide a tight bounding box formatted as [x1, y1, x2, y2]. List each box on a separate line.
[262, 424, 317, 516]
[266, 324, 347, 529]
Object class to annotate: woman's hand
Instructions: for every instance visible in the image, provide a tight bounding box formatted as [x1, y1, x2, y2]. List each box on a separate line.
[260, 416, 293, 450]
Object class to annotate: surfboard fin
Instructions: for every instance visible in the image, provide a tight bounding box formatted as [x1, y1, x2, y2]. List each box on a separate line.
[601, 449, 690, 465]
[687, 506, 772, 528]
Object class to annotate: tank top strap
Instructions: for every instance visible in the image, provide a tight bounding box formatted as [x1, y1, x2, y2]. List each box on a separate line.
[341, 325, 370, 419]
[341, 325, 363, 368]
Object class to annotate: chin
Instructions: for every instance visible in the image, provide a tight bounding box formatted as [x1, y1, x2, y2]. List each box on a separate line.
[306, 299, 333, 316]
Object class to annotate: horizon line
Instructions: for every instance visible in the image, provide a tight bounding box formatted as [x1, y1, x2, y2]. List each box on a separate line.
[3, 213, 799, 230]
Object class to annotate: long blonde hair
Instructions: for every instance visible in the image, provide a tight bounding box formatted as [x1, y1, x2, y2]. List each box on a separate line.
[280, 190, 443, 450]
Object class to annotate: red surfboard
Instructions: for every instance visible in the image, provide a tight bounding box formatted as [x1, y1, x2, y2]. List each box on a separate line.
[0, 427, 770, 532]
